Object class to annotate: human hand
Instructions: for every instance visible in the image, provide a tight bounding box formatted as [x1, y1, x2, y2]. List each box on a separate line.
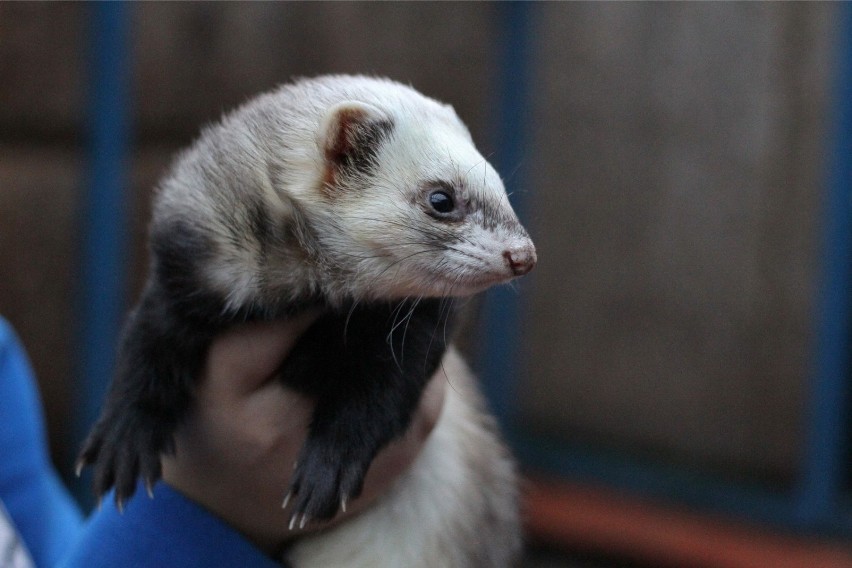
[161, 313, 446, 556]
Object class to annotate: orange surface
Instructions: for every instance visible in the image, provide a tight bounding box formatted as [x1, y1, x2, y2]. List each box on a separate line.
[523, 477, 852, 568]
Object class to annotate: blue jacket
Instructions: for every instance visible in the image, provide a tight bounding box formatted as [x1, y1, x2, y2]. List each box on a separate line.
[59, 483, 284, 568]
[0, 318, 82, 567]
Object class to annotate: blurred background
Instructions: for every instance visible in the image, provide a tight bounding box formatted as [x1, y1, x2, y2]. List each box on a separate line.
[2, 2, 852, 567]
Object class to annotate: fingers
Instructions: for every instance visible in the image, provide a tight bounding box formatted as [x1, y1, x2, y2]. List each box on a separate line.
[204, 309, 322, 395]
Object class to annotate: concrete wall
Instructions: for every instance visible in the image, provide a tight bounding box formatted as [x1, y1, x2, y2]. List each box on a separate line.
[0, 3, 838, 483]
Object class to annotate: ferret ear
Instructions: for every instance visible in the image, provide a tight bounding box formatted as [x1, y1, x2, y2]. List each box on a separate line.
[320, 101, 393, 186]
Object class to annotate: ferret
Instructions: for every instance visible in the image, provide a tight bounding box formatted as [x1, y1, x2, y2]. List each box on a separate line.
[78, 75, 536, 567]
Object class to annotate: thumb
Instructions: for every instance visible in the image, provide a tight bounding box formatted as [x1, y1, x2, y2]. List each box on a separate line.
[203, 310, 322, 396]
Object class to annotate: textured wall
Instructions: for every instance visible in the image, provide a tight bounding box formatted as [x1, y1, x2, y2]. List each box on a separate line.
[521, 2, 835, 481]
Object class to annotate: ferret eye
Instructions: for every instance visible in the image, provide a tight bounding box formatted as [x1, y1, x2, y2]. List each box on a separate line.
[429, 191, 455, 214]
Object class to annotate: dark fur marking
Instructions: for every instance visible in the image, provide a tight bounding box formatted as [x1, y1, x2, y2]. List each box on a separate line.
[323, 108, 394, 194]
[344, 119, 393, 174]
[150, 219, 225, 320]
[469, 193, 523, 233]
[246, 197, 274, 259]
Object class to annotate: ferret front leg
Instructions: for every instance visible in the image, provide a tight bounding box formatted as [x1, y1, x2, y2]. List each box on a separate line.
[282, 299, 456, 526]
[77, 289, 212, 507]
[285, 380, 424, 527]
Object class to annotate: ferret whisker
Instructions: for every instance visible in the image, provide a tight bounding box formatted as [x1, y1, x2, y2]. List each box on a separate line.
[343, 299, 362, 343]
[483, 159, 488, 192]
[341, 215, 459, 245]
[387, 298, 417, 370]
[398, 296, 422, 367]
[441, 297, 453, 341]
[425, 289, 454, 374]
[444, 245, 485, 264]
[503, 158, 526, 187]
[363, 248, 442, 290]
[464, 157, 488, 183]
[385, 302, 403, 369]
[495, 277, 520, 295]
[437, 294, 460, 395]
[440, 275, 466, 350]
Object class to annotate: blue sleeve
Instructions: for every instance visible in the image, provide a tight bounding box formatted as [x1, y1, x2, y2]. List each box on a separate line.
[59, 482, 286, 568]
[0, 317, 84, 567]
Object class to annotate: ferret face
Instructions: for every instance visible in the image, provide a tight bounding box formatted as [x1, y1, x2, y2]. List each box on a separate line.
[317, 98, 536, 300]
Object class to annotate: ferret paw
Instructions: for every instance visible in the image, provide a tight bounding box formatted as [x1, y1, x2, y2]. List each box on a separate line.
[77, 413, 164, 508]
[285, 443, 368, 528]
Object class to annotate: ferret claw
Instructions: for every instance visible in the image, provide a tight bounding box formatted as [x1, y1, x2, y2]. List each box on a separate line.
[145, 480, 155, 499]
[340, 497, 347, 513]
[299, 514, 308, 530]
[281, 492, 292, 509]
[74, 459, 85, 478]
[288, 514, 297, 531]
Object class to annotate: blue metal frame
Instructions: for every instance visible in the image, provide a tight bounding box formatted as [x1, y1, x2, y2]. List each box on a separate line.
[480, 0, 852, 542]
[796, 2, 852, 531]
[74, 2, 132, 505]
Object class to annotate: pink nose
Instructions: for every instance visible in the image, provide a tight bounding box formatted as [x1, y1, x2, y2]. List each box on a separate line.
[503, 246, 537, 276]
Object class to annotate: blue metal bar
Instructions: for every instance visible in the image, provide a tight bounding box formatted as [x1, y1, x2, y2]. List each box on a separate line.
[796, 2, 852, 530]
[478, 1, 535, 429]
[73, 2, 132, 505]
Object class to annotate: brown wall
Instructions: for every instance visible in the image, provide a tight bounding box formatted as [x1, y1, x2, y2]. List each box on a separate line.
[521, 3, 835, 481]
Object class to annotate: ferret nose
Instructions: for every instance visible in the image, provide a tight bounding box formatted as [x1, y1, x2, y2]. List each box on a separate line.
[503, 245, 537, 276]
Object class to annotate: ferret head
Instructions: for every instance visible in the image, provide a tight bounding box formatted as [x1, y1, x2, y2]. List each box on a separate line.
[306, 83, 536, 301]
